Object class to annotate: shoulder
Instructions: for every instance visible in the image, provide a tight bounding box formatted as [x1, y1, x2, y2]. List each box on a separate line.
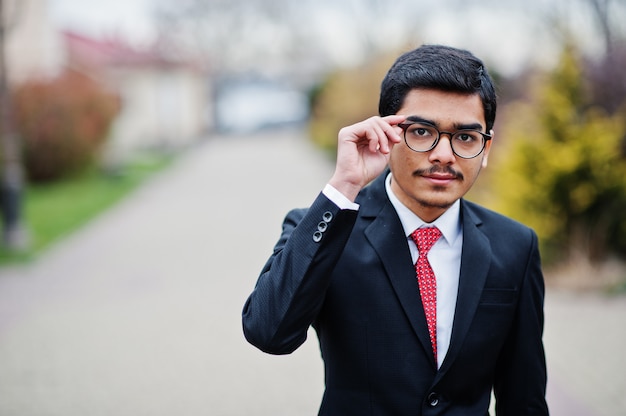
[462, 199, 537, 242]
[462, 201, 543, 276]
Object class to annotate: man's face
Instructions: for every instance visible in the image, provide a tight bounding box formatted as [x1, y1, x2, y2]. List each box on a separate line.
[389, 88, 492, 222]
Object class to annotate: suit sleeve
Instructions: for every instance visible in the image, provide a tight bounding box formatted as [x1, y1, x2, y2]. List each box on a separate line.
[242, 192, 358, 355]
[493, 229, 549, 415]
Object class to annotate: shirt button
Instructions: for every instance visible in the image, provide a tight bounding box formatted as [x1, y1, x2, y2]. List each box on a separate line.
[427, 392, 439, 407]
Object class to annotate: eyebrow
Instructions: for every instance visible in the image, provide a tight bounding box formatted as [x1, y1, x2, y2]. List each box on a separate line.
[405, 115, 485, 131]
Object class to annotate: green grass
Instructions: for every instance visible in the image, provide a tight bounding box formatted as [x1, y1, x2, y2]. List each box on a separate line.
[607, 278, 626, 295]
[0, 154, 172, 265]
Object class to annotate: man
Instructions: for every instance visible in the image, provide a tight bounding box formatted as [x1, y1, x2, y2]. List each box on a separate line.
[242, 44, 549, 415]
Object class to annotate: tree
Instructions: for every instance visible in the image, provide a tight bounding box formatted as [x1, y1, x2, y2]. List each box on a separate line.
[491, 43, 626, 265]
[13, 70, 119, 182]
[150, 0, 436, 79]
[0, 0, 27, 250]
[308, 50, 399, 152]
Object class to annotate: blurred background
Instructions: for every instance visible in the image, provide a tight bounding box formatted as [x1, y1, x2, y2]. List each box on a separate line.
[0, 0, 625, 415]
[1, 0, 624, 279]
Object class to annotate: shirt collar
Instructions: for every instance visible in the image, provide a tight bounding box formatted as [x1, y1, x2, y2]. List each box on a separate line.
[385, 173, 461, 246]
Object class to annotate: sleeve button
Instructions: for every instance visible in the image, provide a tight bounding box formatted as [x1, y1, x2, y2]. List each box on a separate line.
[313, 231, 323, 242]
[317, 221, 328, 232]
[322, 211, 333, 222]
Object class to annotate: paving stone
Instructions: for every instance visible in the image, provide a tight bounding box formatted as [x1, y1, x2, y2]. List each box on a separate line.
[0, 130, 622, 415]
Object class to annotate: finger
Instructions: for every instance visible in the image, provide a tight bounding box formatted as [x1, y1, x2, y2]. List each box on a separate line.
[373, 116, 401, 154]
[375, 126, 392, 154]
[363, 123, 386, 154]
[366, 117, 402, 154]
[378, 119, 404, 152]
[382, 114, 407, 126]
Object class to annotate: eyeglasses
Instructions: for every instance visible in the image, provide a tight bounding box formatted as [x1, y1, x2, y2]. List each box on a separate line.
[398, 121, 492, 159]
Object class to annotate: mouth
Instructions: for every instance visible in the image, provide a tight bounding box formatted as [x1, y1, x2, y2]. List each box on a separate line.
[415, 167, 463, 184]
[425, 174, 456, 185]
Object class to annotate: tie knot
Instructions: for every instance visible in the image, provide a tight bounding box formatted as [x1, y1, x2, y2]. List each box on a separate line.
[411, 227, 442, 254]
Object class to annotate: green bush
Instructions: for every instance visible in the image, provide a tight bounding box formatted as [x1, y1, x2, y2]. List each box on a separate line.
[490, 44, 626, 264]
[13, 70, 119, 182]
[308, 51, 399, 154]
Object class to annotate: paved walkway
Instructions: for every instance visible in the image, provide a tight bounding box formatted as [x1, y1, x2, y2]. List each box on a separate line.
[0, 129, 624, 415]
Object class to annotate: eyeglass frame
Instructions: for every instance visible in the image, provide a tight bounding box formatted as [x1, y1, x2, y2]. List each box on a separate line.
[398, 119, 492, 159]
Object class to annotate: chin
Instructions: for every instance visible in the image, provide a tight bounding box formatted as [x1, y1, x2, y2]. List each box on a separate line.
[417, 197, 454, 210]
[417, 189, 456, 207]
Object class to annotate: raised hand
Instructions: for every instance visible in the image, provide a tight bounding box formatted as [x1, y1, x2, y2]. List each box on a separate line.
[329, 115, 406, 201]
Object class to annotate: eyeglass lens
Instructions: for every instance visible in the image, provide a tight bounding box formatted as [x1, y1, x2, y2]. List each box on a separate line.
[403, 123, 486, 158]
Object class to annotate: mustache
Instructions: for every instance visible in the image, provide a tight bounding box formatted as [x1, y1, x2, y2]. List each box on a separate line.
[413, 166, 464, 180]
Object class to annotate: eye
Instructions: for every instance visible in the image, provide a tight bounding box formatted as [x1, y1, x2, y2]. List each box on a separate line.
[407, 124, 436, 138]
[454, 131, 480, 143]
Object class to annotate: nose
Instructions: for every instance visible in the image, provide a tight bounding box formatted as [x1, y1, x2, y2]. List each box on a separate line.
[428, 134, 456, 164]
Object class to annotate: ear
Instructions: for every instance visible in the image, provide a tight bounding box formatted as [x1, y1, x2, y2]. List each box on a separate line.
[481, 129, 494, 168]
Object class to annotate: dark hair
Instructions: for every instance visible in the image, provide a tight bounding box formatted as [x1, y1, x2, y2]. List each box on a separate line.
[379, 44, 497, 131]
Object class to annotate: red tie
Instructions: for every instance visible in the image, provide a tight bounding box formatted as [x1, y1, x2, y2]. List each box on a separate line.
[411, 227, 442, 363]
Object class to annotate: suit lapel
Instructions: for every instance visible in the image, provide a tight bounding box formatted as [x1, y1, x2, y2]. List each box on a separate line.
[437, 201, 492, 375]
[359, 176, 493, 373]
[361, 174, 437, 369]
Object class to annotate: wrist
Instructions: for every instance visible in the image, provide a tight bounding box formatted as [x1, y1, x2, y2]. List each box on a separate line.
[328, 175, 362, 202]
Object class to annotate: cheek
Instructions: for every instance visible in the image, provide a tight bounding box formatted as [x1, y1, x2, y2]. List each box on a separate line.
[390, 150, 409, 177]
[390, 144, 416, 169]
[466, 162, 484, 182]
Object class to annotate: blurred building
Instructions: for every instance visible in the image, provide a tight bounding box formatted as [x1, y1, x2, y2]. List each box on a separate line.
[214, 76, 309, 134]
[63, 31, 211, 165]
[5, 0, 63, 84]
[4, 0, 210, 168]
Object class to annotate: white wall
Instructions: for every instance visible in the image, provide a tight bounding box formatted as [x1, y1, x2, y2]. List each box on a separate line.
[104, 65, 208, 165]
[5, 0, 63, 84]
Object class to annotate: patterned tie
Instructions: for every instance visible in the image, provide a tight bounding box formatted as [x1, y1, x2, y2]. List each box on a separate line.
[410, 227, 442, 363]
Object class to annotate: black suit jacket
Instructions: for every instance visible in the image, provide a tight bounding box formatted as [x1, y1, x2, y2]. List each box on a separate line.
[243, 172, 548, 415]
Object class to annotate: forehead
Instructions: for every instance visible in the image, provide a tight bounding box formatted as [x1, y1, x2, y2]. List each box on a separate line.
[397, 89, 486, 129]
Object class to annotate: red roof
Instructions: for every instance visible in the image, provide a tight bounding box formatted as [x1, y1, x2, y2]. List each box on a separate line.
[63, 31, 199, 71]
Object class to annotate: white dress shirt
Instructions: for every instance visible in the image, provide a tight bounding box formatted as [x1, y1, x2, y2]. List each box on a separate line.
[323, 175, 462, 369]
[384, 174, 462, 368]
